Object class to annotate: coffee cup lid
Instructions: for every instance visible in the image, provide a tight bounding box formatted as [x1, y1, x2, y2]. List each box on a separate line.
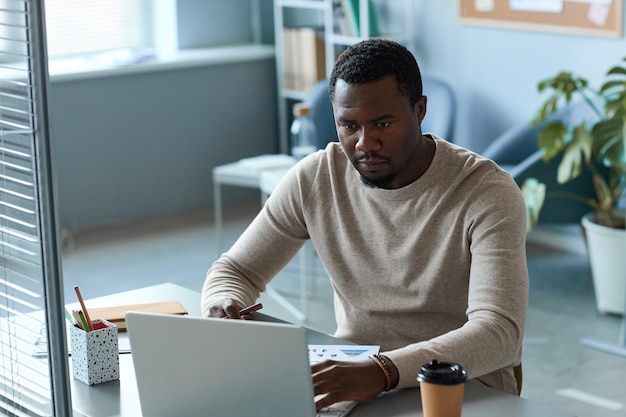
[416, 360, 468, 385]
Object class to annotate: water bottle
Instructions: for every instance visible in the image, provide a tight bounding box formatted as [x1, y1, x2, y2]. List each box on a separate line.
[290, 103, 318, 160]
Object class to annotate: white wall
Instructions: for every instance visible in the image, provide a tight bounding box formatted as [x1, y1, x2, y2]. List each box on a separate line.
[408, 1, 625, 152]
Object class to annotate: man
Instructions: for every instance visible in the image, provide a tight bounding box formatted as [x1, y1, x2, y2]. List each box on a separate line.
[202, 39, 528, 410]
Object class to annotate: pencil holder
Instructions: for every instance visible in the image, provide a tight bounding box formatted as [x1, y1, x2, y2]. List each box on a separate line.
[70, 319, 119, 385]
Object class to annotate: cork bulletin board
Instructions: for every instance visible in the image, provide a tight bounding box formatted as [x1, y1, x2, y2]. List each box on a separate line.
[458, 0, 623, 37]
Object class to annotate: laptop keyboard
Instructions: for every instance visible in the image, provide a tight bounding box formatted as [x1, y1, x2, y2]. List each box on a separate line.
[317, 407, 348, 416]
[317, 409, 344, 416]
[316, 401, 356, 417]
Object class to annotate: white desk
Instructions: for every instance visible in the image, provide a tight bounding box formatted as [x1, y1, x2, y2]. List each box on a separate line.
[71, 283, 575, 417]
[70, 284, 200, 417]
[212, 155, 295, 254]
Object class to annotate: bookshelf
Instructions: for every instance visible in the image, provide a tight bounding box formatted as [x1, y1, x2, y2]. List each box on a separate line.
[273, 0, 414, 154]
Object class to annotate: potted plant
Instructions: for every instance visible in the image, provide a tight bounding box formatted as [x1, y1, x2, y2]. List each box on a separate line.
[524, 57, 626, 315]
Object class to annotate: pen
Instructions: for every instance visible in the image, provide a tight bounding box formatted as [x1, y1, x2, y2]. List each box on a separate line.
[74, 286, 93, 331]
[238, 302, 263, 316]
[73, 309, 90, 332]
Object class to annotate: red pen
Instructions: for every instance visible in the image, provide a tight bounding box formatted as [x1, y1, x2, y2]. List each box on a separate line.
[238, 302, 263, 316]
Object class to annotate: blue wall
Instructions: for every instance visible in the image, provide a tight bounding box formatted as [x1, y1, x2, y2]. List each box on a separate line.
[408, 2, 626, 152]
[49, 0, 277, 230]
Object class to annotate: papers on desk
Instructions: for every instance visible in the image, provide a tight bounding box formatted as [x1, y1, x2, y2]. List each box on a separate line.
[87, 300, 188, 332]
[308, 345, 379, 364]
[238, 154, 296, 171]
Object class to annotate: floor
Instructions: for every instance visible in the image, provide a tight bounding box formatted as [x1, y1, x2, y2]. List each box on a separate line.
[60, 202, 626, 417]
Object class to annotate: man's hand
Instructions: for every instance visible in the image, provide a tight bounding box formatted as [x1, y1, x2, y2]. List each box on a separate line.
[311, 358, 393, 410]
[207, 299, 254, 319]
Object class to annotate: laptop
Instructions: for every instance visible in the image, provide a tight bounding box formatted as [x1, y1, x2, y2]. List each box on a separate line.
[126, 312, 358, 417]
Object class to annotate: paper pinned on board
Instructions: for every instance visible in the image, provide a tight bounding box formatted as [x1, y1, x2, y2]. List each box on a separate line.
[475, 0, 495, 12]
[510, 0, 563, 13]
[587, 3, 610, 26]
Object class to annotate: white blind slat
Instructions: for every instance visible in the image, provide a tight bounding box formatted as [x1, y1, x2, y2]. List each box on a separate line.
[44, 0, 152, 58]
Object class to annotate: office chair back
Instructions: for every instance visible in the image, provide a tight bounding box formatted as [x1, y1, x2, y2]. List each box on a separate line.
[422, 75, 456, 142]
[303, 79, 337, 149]
[302, 75, 457, 149]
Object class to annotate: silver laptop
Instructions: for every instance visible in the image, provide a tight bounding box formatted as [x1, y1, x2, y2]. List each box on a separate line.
[126, 312, 357, 417]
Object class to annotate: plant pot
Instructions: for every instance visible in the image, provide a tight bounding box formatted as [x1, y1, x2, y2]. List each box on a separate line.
[581, 213, 626, 315]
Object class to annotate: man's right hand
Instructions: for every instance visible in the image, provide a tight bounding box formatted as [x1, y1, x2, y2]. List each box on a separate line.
[208, 299, 260, 320]
[207, 299, 244, 319]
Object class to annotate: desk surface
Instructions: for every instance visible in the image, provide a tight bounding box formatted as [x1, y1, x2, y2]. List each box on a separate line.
[212, 155, 295, 189]
[71, 283, 573, 417]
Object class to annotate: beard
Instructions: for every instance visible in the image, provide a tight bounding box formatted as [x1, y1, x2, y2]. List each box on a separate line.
[352, 154, 398, 188]
[358, 171, 397, 188]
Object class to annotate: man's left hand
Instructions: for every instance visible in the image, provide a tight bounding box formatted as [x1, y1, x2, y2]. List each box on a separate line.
[311, 359, 389, 410]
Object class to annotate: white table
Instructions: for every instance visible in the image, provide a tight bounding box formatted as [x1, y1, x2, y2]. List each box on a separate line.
[70, 283, 575, 417]
[212, 155, 312, 321]
[212, 155, 295, 254]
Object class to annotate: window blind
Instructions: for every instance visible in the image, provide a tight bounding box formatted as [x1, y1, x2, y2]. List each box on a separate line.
[0, 1, 71, 416]
[44, 0, 153, 58]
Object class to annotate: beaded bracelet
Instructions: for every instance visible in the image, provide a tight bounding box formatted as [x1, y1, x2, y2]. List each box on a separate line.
[370, 354, 394, 391]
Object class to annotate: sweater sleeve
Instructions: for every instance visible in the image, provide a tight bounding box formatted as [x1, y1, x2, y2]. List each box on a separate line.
[384, 169, 529, 394]
[201, 163, 311, 318]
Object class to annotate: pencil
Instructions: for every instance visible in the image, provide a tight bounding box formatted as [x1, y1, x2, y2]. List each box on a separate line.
[74, 286, 93, 331]
[75, 309, 90, 332]
[65, 308, 76, 325]
[238, 302, 263, 316]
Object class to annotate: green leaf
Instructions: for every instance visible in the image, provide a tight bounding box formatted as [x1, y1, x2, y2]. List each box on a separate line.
[606, 65, 626, 76]
[537, 79, 550, 92]
[604, 97, 625, 117]
[572, 124, 592, 163]
[521, 178, 546, 232]
[537, 72, 587, 98]
[537, 122, 568, 161]
[531, 96, 559, 125]
[558, 140, 584, 183]
[592, 117, 624, 167]
[599, 79, 626, 94]
[553, 124, 590, 183]
[533, 72, 593, 128]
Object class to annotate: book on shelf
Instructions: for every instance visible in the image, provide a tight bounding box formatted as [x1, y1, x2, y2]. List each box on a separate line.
[341, 0, 380, 37]
[298, 27, 326, 92]
[282, 27, 299, 90]
[281, 27, 326, 92]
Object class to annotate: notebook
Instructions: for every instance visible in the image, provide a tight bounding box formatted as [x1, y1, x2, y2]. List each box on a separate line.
[125, 312, 359, 417]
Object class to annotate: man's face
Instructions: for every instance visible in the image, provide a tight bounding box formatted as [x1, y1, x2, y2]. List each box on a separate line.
[331, 76, 427, 189]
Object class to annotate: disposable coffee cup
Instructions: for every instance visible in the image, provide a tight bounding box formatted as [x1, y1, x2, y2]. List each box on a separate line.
[417, 360, 467, 417]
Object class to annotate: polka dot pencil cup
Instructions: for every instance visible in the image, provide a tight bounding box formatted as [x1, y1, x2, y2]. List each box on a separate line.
[70, 319, 119, 385]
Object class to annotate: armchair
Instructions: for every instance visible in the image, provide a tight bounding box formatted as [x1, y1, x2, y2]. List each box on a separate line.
[422, 75, 456, 142]
[481, 100, 602, 224]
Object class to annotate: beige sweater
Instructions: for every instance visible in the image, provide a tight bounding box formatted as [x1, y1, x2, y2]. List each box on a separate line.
[202, 137, 528, 395]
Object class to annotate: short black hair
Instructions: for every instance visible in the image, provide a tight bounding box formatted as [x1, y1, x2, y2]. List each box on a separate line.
[329, 39, 423, 106]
